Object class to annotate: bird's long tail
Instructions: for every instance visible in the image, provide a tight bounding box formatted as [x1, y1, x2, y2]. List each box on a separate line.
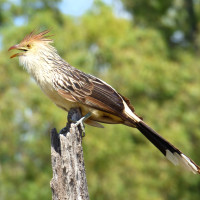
[123, 101, 200, 173]
[135, 120, 200, 174]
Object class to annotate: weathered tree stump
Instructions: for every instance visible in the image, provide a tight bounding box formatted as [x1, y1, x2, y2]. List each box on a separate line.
[50, 108, 89, 200]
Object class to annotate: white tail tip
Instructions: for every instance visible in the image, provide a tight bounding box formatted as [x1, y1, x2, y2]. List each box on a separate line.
[166, 150, 199, 174]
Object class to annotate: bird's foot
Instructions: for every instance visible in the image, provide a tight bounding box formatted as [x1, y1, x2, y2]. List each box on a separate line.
[75, 112, 91, 137]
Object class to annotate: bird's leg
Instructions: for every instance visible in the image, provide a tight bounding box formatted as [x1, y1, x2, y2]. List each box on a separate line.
[64, 108, 91, 137]
[60, 108, 83, 135]
[75, 112, 91, 137]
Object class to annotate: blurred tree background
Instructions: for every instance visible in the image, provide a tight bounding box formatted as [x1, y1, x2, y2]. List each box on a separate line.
[0, 0, 200, 199]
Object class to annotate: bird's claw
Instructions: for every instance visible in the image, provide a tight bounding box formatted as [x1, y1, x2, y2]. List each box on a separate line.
[74, 112, 91, 137]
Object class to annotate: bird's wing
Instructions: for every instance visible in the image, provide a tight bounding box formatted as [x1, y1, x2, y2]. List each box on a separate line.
[53, 66, 129, 116]
[52, 66, 200, 174]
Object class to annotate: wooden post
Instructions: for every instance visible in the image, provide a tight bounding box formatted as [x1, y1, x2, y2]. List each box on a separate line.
[50, 108, 89, 200]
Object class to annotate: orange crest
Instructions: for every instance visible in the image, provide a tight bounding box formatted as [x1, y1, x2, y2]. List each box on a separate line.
[20, 29, 53, 44]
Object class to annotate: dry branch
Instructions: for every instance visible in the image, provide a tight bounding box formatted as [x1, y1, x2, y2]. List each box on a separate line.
[50, 108, 89, 200]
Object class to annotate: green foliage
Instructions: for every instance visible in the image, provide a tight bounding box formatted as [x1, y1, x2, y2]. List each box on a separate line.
[0, 0, 200, 200]
[122, 0, 200, 48]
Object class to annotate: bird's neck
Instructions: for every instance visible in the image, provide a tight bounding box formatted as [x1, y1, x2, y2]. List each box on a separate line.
[19, 46, 62, 86]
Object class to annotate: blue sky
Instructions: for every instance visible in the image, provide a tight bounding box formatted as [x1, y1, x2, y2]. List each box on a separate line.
[58, 0, 131, 19]
[13, 0, 114, 26]
[13, 0, 130, 26]
[59, 0, 113, 16]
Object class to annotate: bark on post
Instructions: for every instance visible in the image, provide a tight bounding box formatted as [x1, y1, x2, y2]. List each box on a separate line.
[50, 108, 89, 200]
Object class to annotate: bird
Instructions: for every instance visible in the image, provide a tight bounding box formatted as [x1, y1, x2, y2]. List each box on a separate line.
[8, 29, 200, 174]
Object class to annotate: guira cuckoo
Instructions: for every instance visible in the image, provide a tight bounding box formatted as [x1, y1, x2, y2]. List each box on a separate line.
[9, 30, 200, 174]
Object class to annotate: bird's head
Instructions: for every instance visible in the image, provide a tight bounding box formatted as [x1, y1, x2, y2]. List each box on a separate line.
[8, 29, 58, 80]
[8, 30, 53, 59]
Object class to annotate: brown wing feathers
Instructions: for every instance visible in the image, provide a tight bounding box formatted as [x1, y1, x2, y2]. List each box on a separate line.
[53, 64, 200, 174]
[54, 66, 125, 115]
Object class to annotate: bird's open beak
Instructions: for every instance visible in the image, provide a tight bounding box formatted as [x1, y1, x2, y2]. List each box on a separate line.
[8, 44, 19, 51]
[8, 44, 27, 58]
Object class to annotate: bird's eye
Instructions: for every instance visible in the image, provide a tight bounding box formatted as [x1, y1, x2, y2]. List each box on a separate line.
[27, 44, 31, 48]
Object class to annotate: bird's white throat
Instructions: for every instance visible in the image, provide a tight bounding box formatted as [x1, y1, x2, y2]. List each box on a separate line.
[19, 43, 59, 85]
